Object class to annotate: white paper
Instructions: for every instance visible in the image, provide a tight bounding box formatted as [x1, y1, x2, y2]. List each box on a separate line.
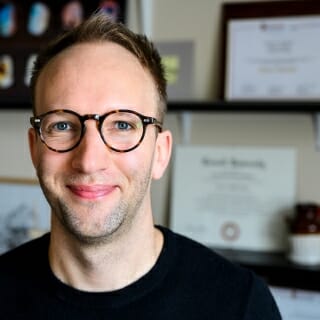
[225, 16, 320, 100]
[0, 181, 50, 254]
[271, 286, 320, 320]
[170, 146, 296, 251]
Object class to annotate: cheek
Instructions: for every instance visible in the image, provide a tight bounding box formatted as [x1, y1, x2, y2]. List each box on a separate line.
[118, 148, 154, 178]
[117, 153, 142, 175]
[36, 150, 70, 176]
[28, 130, 61, 173]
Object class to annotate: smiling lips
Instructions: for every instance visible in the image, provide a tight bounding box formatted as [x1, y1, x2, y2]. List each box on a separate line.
[67, 184, 116, 200]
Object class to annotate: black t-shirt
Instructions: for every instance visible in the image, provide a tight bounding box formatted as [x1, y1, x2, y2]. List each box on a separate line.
[0, 226, 282, 319]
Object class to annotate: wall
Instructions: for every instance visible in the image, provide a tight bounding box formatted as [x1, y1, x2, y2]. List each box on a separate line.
[0, 0, 319, 227]
[129, 0, 320, 225]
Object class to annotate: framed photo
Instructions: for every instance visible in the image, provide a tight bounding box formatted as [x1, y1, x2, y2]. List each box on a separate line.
[0, 177, 50, 254]
[0, 0, 127, 109]
[155, 41, 194, 101]
[221, 0, 320, 101]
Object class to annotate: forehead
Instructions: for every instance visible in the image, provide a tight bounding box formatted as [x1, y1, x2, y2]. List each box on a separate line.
[34, 42, 158, 115]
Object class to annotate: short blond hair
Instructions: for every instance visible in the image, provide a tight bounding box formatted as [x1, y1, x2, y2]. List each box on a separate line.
[30, 13, 167, 120]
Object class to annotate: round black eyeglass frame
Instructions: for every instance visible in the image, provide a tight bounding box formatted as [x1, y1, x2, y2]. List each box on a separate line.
[30, 109, 163, 153]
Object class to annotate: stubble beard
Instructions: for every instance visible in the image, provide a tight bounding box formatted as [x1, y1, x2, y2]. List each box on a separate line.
[37, 166, 153, 247]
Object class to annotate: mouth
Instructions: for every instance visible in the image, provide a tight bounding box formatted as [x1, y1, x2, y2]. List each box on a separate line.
[67, 184, 117, 200]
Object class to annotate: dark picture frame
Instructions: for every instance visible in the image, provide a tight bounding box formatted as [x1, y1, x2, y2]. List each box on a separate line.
[0, 0, 127, 110]
[220, 0, 320, 102]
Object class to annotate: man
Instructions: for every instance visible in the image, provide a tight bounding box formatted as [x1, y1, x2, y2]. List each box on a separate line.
[0, 13, 282, 319]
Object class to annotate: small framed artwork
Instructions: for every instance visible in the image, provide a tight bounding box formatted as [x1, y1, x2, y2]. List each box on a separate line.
[0, 177, 50, 254]
[221, 0, 320, 101]
[155, 41, 194, 101]
[0, 0, 127, 109]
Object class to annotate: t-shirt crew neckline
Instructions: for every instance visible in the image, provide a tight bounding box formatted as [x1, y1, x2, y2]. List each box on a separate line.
[47, 226, 174, 309]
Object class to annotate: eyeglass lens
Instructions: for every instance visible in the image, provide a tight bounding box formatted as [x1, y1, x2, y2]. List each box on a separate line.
[39, 111, 145, 152]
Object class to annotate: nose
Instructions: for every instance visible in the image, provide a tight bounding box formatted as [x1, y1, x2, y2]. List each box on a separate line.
[71, 120, 110, 174]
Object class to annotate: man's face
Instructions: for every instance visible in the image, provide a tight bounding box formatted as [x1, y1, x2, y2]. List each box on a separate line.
[28, 42, 171, 244]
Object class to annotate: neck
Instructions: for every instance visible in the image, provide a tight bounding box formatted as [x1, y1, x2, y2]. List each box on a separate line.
[49, 214, 163, 292]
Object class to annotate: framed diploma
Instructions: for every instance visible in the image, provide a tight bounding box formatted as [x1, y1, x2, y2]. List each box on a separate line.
[170, 146, 296, 252]
[221, 0, 320, 101]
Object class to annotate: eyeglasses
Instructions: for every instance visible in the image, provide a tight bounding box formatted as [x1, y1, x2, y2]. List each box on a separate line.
[30, 109, 163, 153]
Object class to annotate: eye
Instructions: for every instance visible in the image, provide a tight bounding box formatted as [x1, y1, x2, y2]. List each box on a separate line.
[45, 120, 79, 135]
[52, 121, 72, 131]
[115, 121, 132, 131]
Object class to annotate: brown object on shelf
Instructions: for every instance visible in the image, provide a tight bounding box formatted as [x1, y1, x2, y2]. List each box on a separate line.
[289, 203, 320, 234]
[288, 203, 320, 266]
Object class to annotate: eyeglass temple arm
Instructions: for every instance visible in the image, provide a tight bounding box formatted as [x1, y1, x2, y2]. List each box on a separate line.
[143, 117, 162, 131]
[30, 117, 41, 127]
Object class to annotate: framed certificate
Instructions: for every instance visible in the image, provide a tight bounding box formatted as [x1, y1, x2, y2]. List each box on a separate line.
[221, 0, 320, 101]
[170, 145, 296, 252]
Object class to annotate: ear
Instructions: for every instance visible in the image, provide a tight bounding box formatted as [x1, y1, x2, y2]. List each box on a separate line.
[152, 129, 172, 180]
[28, 127, 39, 169]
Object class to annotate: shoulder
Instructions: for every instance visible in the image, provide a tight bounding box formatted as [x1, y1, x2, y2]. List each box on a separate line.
[0, 234, 50, 314]
[161, 226, 247, 275]
[159, 226, 281, 318]
[160, 226, 252, 284]
[0, 233, 50, 274]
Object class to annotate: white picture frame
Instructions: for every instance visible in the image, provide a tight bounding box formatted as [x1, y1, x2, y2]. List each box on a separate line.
[0, 178, 50, 254]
